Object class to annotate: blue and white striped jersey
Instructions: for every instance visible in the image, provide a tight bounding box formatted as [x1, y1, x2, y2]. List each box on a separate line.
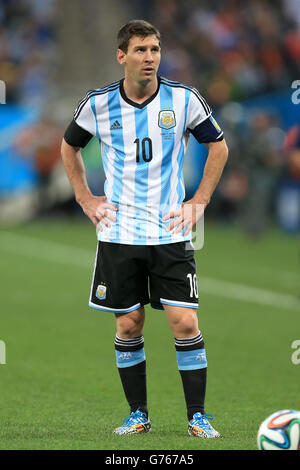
[73, 76, 223, 245]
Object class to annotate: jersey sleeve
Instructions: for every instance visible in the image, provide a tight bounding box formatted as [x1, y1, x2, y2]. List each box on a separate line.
[189, 115, 224, 143]
[64, 119, 93, 148]
[63, 91, 97, 148]
[73, 92, 97, 136]
[186, 88, 212, 130]
[186, 89, 224, 143]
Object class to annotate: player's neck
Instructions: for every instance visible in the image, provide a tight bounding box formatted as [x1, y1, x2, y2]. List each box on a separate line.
[123, 76, 158, 104]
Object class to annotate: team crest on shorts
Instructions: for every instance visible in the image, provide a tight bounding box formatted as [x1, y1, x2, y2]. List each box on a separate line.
[158, 108, 176, 129]
[96, 284, 107, 300]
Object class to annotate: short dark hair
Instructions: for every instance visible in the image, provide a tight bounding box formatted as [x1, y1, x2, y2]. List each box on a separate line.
[117, 19, 161, 53]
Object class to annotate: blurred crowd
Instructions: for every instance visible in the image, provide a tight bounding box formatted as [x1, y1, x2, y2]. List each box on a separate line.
[147, 0, 300, 107]
[0, 0, 56, 105]
[3, 0, 299, 107]
[142, 0, 300, 234]
[2, 0, 300, 233]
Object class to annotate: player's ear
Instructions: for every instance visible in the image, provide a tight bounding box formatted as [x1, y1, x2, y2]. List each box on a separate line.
[117, 48, 126, 66]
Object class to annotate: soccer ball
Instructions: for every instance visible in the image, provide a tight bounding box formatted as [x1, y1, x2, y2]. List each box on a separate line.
[257, 410, 300, 450]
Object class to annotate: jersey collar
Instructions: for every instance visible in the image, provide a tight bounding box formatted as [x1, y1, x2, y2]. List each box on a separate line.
[119, 76, 161, 109]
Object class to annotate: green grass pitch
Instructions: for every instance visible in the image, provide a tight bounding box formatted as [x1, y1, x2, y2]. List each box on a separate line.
[0, 219, 299, 450]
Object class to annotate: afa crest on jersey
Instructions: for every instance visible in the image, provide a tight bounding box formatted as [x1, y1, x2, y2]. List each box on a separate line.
[158, 109, 176, 129]
[96, 284, 107, 300]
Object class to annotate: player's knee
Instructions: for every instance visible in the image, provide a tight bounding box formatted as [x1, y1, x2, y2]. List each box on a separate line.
[116, 311, 144, 338]
[175, 311, 198, 337]
[118, 324, 142, 338]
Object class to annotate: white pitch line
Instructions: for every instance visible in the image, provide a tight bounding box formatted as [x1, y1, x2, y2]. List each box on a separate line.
[0, 230, 299, 311]
[198, 276, 300, 311]
[208, 260, 298, 287]
[0, 230, 93, 269]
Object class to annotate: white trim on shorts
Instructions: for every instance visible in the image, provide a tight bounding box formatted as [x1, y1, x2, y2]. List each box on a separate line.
[160, 298, 199, 309]
[88, 301, 142, 313]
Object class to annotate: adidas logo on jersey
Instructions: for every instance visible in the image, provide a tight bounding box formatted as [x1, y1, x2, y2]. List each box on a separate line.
[110, 120, 122, 130]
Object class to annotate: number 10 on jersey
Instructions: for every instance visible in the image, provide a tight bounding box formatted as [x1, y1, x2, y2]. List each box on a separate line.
[134, 137, 153, 163]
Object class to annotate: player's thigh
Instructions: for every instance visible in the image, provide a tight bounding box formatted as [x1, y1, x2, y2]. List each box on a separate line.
[115, 306, 145, 338]
[89, 242, 149, 312]
[163, 304, 199, 338]
[149, 242, 199, 311]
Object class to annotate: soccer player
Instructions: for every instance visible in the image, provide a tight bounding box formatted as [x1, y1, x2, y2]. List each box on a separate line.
[61, 20, 228, 438]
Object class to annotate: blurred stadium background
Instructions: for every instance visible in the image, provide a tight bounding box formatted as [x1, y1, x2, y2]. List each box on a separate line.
[1, 0, 300, 233]
[1, 0, 300, 450]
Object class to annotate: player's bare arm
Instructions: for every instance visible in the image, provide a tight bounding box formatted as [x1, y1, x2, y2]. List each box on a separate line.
[164, 138, 228, 235]
[61, 138, 118, 228]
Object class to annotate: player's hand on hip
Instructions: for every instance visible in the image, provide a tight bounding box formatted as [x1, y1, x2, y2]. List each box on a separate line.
[80, 195, 118, 229]
[163, 200, 205, 236]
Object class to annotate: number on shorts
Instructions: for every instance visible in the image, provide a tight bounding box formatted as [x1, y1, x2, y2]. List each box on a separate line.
[187, 273, 198, 298]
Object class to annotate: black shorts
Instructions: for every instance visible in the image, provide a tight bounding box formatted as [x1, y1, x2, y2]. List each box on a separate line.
[89, 241, 199, 313]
